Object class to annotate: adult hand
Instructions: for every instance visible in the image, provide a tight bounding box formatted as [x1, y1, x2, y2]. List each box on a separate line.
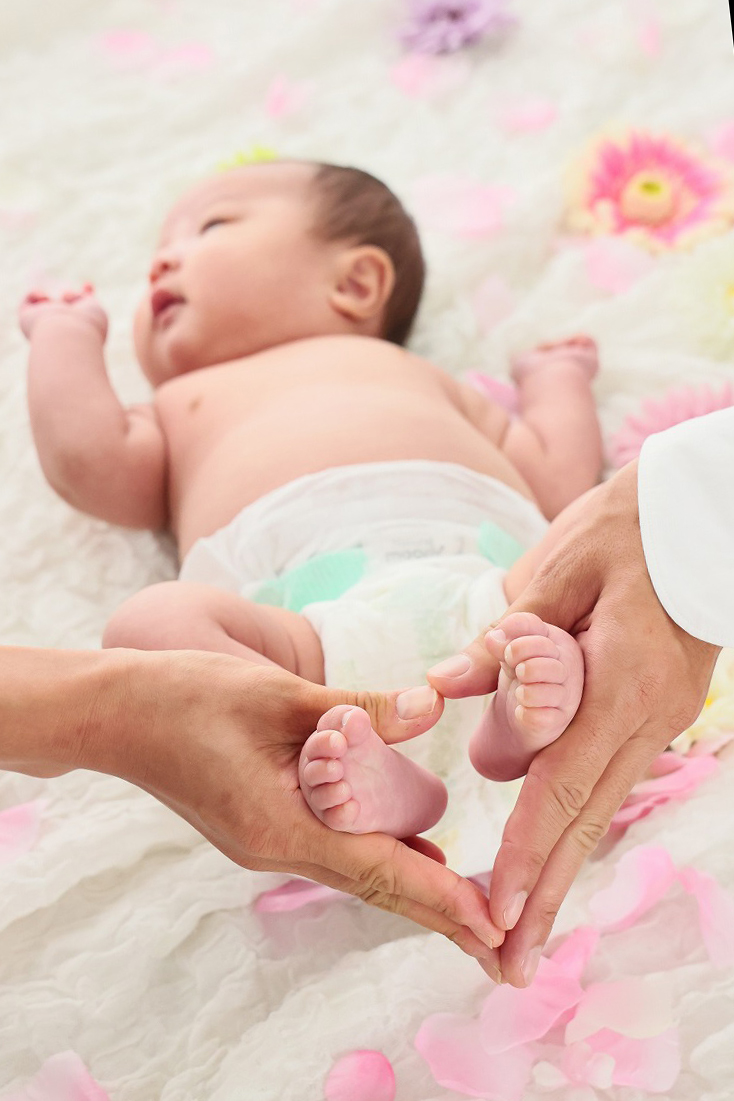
[81, 648, 504, 975]
[427, 461, 720, 987]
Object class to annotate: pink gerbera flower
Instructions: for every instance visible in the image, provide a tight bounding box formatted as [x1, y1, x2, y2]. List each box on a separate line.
[567, 131, 734, 251]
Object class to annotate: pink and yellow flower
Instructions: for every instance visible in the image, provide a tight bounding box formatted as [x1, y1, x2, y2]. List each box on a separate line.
[567, 130, 734, 251]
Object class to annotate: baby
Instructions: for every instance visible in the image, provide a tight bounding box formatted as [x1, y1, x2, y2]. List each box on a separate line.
[20, 159, 602, 843]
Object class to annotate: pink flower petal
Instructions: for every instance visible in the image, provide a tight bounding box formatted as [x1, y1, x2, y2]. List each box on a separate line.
[678, 866, 734, 967]
[415, 1014, 535, 1100]
[254, 877, 342, 912]
[638, 17, 662, 57]
[265, 75, 310, 118]
[324, 1051, 395, 1101]
[390, 53, 470, 99]
[497, 99, 557, 134]
[549, 926, 600, 980]
[478, 956, 584, 1053]
[0, 1051, 110, 1101]
[464, 372, 519, 414]
[98, 30, 154, 56]
[710, 120, 734, 163]
[566, 977, 675, 1044]
[588, 845, 677, 930]
[471, 275, 516, 334]
[586, 1028, 681, 1092]
[584, 237, 656, 294]
[412, 175, 512, 238]
[611, 753, 719, 827]
[0, 800, 43, 864]
[561, 1042, 615, 1089]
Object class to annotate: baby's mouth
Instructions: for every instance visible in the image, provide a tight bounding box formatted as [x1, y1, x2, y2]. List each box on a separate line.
[150, 288, 185, 324]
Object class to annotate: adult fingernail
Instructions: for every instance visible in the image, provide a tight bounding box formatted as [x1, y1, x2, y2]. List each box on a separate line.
[503, 891, 527, 931]
[477, 959, 502, 984]
[521, 945, 542, 986]
[487, 628, 506, 645]
[428, 654, 471, 678]
[396, 686, 437, 719]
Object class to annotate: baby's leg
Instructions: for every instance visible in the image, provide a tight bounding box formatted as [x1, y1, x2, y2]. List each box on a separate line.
[106, 582, 449, 836]
[103, 580, 325, 682]
[299, 705, 448, 836]
[466, 490, 599, 781]
[501, 336, 603, 519]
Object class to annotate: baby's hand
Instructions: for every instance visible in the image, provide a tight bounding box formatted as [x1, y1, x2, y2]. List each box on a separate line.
[19, 284, 108, 341]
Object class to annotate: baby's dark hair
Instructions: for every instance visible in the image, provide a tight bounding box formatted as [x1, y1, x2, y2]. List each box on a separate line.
[310, 163, 425, 346]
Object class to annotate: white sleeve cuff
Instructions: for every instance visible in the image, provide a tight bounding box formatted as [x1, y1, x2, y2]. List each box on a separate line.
[638, 406, 734, 647]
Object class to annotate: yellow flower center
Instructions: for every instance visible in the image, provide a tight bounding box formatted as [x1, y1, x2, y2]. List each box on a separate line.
[725, 285, 734, 314]
[620, 171, 679, 226]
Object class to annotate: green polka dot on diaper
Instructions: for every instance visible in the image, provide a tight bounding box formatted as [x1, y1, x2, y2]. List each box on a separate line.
[477, 520, 525, 569]
[253, 548, 367, 612]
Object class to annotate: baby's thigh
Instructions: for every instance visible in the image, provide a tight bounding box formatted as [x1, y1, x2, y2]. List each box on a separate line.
[103, 580, 324, 682]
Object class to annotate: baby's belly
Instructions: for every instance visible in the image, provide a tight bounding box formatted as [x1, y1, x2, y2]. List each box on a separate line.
[171, 401, 535, 557]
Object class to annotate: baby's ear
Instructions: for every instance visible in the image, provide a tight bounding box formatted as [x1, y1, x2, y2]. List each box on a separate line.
[330, 245, 395, 329]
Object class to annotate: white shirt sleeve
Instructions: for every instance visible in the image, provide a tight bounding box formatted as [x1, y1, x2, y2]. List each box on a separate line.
[637, 406, 734, 647]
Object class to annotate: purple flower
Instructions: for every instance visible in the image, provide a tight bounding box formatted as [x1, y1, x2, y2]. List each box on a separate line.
[398, 0, 516, 56]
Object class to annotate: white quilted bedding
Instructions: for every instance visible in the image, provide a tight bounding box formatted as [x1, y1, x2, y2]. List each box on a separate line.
[2, 0, 734, 1096]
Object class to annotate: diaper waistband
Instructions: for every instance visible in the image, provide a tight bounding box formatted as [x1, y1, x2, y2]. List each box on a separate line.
[179, 460, 548, 591]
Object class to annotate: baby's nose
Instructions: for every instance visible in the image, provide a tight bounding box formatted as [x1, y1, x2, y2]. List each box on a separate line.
[149, 250, 179, 284]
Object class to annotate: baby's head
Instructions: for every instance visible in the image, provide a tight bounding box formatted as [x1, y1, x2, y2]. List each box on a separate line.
[134, 160, 425, 385]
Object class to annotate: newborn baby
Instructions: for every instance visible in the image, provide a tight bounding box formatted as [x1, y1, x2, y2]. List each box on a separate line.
[21, 159, 602, 843]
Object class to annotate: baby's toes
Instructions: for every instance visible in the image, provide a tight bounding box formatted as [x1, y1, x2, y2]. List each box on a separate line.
[504, 634, 559, 671]
[301, 757, 344, 788]
[514, 655, 567, 686]
[322, 799, 361, 831]
[298, 728, 347, 791]
[500, 611, 551, 643]
[308, 779, 353, 812]
[516, 682, 566, 709]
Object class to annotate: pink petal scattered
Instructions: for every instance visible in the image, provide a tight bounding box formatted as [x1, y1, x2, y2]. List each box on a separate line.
[584, 237, 656, 294]
[612, 752, 719, 827]
[586, 1028, 681, 1092]
[265, 75, 310, 119]
[709, 120, 734, 163]
[478, 957, 584, 1053]
[678, 866, 734, 967]
[638, 17, 662, 57]
[549, 926, 600, 981]
[497, 99, 557, 134]
[471, 274, 516, 335]
[566, 977, 675, 1043]
[464, 372, 519, 414]
[561, 1042, 615, 1089]
[96, 32, 213, 75]
[254, 877, 342, 912]
[0, 800, 43, 864]
[99, 30, 154, 56]
[157, 43, 214, 74]
[0, 1051, 110, 1101]
[588, 845, 677, 930]
[412, 175, 513, 238]
[324, 1051, 395, 1101]
[390, 53, 470, 99]
[415, 1014, 535, 1100]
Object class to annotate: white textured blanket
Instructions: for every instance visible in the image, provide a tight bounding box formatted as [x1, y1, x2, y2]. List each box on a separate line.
[2, 0, 734, 1097]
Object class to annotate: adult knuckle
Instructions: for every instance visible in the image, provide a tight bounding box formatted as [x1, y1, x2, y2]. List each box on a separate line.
[572, 813, 608, 857]
[547, 775, 587, 820]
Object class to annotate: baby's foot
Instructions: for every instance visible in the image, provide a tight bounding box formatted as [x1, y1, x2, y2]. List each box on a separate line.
[469, 612, 584, 782]
[512, 335, 599, 383]
[299, 705, 448, 837]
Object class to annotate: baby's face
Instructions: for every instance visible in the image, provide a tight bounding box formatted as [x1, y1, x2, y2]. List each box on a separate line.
[134, 162, 342, 385]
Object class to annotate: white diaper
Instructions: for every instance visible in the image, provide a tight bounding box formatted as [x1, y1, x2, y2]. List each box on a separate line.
[181, 460, 549, 874]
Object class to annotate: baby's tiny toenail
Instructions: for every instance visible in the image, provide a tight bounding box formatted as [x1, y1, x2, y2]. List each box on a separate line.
[340, 708, 356, 728]
[504, 643, 515, 663]
[516, 662, 526, 678]
[487, 628, 506, 644]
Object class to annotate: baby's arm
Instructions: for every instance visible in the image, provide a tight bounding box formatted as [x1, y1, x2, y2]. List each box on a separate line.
[20, 287, 167, 529]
